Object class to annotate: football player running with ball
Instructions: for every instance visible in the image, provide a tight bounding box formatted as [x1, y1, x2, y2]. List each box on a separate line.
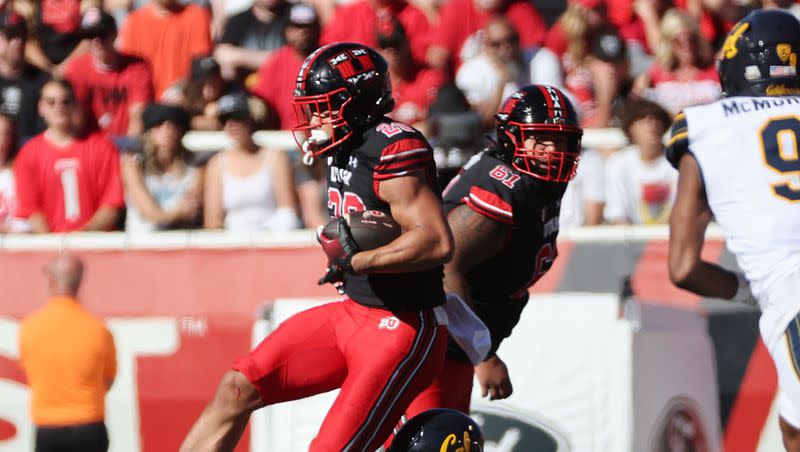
[398, 84, 583, 424]
[667, 9, 800, 451]
[180, 42, 453, 452]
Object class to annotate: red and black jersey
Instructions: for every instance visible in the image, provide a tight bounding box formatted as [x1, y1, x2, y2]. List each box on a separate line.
[325, 117, 445, 312]
[442, 149, 565, 357]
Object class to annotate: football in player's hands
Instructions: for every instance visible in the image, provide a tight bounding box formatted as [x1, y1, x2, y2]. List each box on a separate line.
[321, 210, 401, 251]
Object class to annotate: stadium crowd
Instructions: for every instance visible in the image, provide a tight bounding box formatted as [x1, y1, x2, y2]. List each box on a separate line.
[0, 0, 795, 234]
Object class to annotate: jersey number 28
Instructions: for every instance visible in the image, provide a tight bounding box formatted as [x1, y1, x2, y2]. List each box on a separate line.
[761, 116, 800, 202]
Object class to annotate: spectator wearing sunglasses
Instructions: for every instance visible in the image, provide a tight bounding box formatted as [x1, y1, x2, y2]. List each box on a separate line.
[13, 79, 124, 233]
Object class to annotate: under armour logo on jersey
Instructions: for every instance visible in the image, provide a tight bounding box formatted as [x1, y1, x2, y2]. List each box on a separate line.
[378, 316, 400, 330]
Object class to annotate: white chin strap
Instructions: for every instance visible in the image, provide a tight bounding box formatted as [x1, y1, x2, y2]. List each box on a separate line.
[301, 130, 332, 166]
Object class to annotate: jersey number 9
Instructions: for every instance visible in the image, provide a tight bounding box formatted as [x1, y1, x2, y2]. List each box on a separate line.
[760, 116, 800, 202]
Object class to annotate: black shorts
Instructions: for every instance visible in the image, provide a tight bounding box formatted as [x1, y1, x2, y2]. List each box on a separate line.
[35, 422, 108, 452]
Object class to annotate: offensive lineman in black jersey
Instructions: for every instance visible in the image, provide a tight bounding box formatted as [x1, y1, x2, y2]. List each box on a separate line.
[181, 43, 453, 452]
[401, 85, 583, 420]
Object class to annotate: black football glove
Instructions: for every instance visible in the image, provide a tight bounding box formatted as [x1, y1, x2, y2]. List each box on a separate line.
[317, 217, 361, 286]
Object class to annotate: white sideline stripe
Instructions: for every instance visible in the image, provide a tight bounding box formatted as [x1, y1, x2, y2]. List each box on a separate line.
[0, 225, 726, 251]
[468, 193, 513, 218]
[180, 128, 630, 152]
[379, 148, 427, 161]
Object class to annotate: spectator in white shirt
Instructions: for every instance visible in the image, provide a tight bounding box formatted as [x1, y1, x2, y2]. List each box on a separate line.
[455, 17, 517, 129]
[604, 98, 676, 225]
[559, 147, 605, 230]
[456, 17, 568, 130]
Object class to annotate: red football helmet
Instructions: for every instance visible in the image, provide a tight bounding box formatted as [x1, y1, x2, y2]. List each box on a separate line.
[292, 42, 394, 160]
[495, 85, 583, 183]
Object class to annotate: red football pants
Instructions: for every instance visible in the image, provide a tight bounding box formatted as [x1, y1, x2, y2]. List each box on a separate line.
[383, 356, 474, 449]
[404, 356, 474, 416]
[232, 298, 446, 452]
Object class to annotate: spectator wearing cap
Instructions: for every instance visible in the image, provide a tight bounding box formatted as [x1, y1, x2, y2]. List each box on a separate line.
[118, 0, 211, 99]
[121, 103, 202, 233]
[13, 79, 125, 233]
[251, 4, 320, 131]
[426, 0, 547, 72]
[251, 4, 327, 229]
[425, 83, 482, 180]
[204, 93, 300, 232]
[632, 8, 719, 116]
[565, 26, 631, 128]
[604, 98, 676, 225]
[376, 18, 444, 129]
[0, 9, 49, 139]
[321, 0, 431, 65]
[215, 0, 290, 84]
[173, 55, 241, 131]
[63, 8, 153, 139]
[24, 0, 99, 77]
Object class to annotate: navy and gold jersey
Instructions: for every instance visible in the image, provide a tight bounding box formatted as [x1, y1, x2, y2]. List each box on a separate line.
[665, 111, 689, 169]
[442, 150, 565, 357]
[325, 117, 445, 312]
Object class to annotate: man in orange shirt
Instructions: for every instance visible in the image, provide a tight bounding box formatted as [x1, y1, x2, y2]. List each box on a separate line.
[118, 0, 212, 99]
[18, 252, 116, 452]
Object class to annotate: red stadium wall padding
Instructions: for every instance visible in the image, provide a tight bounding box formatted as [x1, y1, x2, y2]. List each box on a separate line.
[0, 239, 780, 451]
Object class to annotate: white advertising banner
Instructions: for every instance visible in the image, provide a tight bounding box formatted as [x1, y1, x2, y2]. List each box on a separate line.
[250, 294, 721, 452]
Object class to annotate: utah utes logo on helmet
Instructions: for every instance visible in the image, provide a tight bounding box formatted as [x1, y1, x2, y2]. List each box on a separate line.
[327, 48, 378, 85]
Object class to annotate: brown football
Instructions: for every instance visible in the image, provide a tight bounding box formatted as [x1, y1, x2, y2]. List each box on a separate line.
[322, 210, 401, 250]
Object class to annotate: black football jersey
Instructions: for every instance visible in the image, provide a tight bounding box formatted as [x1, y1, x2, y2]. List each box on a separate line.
[442, 150, 565, 358]
[325, 117, 445, 312]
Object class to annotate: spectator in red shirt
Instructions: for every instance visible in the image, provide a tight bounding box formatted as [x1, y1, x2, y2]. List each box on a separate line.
[251, 4, 320, 130]
[426, 0, 547, 72]
[632, 8, 719, 116]
[13, 79, 125, 233]
[544, 0, 610, 59]
[376, 18, 444, 129]
[64, 8, 153, 139]
[321, 0, 431, 64]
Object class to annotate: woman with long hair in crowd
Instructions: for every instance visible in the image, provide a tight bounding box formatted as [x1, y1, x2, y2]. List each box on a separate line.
[632, 8, 720, 115]
[121, 104, 203, 233]
[203, 93, 300, 232]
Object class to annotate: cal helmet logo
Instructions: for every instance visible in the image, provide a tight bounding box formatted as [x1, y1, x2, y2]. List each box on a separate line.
[722, 22, 749, 59]
[778, 44, 792, 63]
[440, 431, 473, 452]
